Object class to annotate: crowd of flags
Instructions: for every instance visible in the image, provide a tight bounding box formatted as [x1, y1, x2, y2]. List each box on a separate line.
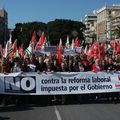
[3, 32, 46, 60]
[1, 31, 120, 64]
[57, 37, 120, 63]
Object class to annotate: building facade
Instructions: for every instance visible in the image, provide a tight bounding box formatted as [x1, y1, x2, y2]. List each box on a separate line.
[83, 12, 97, 43]
[111, 14, 120, 39]
[0, 8, 8, 46]
[97, 4, 120, 42]
[84, 12, 97, 37]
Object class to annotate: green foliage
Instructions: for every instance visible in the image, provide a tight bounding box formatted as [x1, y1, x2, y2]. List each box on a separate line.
[47, 19, 85, 45]
[12, 19, 86, 48]
[12, 22, 47, 49]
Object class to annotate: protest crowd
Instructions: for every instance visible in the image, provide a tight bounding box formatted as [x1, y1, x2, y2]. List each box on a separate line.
[0, 32, 120, 106]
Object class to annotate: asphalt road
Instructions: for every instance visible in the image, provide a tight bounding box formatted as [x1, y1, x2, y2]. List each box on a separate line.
[1, 103, 120, 120]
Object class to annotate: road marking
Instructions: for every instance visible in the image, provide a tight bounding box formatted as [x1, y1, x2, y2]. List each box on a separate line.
[54, 106, 62, 120]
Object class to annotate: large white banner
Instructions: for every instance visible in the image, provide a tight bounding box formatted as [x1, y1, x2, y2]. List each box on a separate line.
[0, 72, 120, 95]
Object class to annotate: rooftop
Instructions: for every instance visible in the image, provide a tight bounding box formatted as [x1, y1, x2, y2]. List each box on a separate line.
[97, 4, 120, 14]
[85, 11, 97, 17]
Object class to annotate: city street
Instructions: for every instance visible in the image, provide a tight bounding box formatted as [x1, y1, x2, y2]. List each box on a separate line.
[0, 103, 120, 120]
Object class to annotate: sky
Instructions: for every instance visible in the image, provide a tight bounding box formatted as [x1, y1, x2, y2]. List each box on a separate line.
[0, 0, 119, 28]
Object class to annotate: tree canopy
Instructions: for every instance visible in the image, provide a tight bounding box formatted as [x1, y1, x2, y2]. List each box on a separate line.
[12, 19, 86, 48]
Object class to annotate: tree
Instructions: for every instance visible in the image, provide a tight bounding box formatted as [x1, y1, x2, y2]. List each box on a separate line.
[47, 19, 86, 45]
[12, 22, 47, 49]
[12, 19, 86, 48]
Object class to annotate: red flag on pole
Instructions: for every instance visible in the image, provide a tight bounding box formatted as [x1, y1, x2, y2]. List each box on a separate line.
[12, 39, 17, 52]
[98, 41, 105, 60]
[40, 32, 45, 45]
[87, 45, 94, 60]
[57, 45, 62, 64]
[93, 39, 99, 48]
[18, 45, 25, 57]
[9, 39, 17, 58]
[36, 32, 45, 50]
[74, 37, 79, 47]
[31, 31, 37, 46]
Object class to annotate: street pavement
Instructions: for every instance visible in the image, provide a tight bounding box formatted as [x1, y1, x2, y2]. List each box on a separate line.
[0, 102, 120, 120]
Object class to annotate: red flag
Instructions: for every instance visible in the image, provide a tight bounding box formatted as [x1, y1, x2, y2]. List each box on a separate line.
[9, 39, 17, 58]
[101, 41, 105, 48]
[74, 37, 79, 47]
[41, 32, 45, 45]
[93, 47, 99, 57]
[87, 45, 94, 60]
[3, 41, 9, 58]
[114, 41, 120, 54]
[109, 40, 116, 48]
[92, 40, 105, 60]
[18, 45, 25, 57]
[9, 52, 14, 58]
[31, 31, 37, 45]
[12, 39, 17, 52]
[92, 40, 100, 58]
[98, 41, 105, 60]
[57, 45, 62, 64]
[36, 32, 45, 50]
[109, 40, 120, 54]
[93, 39, 99, 48]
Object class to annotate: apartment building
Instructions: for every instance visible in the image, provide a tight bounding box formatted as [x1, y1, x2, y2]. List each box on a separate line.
[0, 8, 8, 46]
[97, 4, 120, 41]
